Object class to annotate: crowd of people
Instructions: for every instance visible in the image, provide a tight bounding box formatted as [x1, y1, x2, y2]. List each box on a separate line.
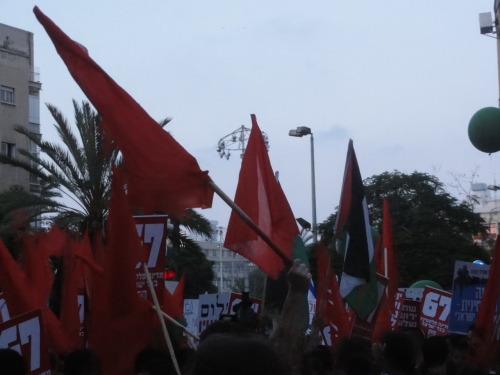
[0, 260, 496, 375]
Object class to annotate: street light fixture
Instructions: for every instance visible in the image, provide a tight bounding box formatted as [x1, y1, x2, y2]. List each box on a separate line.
[289, 126, 318, 244]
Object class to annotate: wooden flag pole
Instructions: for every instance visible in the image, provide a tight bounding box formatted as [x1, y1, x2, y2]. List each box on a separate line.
[152, 306, 200, 341]
[143, 263, 181, 375]
[208, 180, 292, 267]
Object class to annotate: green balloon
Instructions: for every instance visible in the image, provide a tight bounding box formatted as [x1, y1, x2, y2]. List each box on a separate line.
[409, 280, 443, 290]
[468, 107, 500, 153]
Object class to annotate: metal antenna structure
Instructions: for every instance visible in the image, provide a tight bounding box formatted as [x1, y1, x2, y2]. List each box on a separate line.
[217, 125, 269, 160]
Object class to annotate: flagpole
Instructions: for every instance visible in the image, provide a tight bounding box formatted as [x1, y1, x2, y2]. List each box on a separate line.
[143, 264, 181, 375]
[209, 180, 292, 267]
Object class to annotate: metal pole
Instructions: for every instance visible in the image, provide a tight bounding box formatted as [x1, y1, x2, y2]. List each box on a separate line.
[310, 133, 318, 244]
[218, 227, 223, 290]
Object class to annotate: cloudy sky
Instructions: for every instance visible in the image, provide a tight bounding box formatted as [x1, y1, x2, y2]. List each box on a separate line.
[1, 1, 499, 233]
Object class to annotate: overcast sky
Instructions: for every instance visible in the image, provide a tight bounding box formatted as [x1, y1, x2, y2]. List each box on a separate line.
[2, 1, 500, 233]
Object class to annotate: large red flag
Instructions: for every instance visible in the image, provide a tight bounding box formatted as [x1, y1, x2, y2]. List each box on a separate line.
[224, 114, 297, 278]
[87, 169, 159, 375]
[315, 241, 353, 345]
[33, 7, 213, 216]
[371, 199, 402, 343]
[472, 235, 500, 366]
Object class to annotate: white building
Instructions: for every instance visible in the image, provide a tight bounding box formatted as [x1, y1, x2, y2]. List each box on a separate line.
[190, 220, 256, 293]
[471, 183, 500, 248]
[0, 23, 41, 193]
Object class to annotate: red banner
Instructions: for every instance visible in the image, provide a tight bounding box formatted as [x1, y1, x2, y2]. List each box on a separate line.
[134, 216, 168, 304]
[419, 287, 451, 337]
[0, 309, 51, 375]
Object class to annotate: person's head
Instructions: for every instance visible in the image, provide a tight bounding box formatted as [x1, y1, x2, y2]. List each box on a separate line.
[191, 334, 289, 375]
[334, 337, 373, 375]
[64, 348, 100, 375]
[422, 336, 449, 375]
[134, 348, 176, 375]
[300, 345, 334, 375]
[0, 348, 27, 375]
[381, 331, 416, 375]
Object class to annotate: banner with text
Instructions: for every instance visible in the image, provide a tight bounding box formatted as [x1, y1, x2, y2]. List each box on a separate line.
[0, 309, 51, 375]
[134, 215, 168, 304]
[419, 287, 451, 337]
[197, 293, 230, 334]
[448, 260, 489, 334]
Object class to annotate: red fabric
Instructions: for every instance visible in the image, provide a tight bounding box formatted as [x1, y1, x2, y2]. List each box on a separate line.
[34, 6, 213, 217]
[224, 114, 297, 279]
[473, 235, 500, 366]
[163, 274, 185, 318]
[45, 225, 69, 257]
[59, 235, 89, 349]
[87, 169, 159, 375]
[0, 240, 73, 354]
[315, 241, 353, 344]
[21, 232, 54, 306]
[371, 199, 401, 343]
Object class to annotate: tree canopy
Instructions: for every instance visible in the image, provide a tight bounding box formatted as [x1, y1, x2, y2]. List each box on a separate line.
[318, 170, 489, 290]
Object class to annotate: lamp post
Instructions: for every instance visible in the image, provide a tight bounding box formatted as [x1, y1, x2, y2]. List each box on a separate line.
[289, 126, 318, 244]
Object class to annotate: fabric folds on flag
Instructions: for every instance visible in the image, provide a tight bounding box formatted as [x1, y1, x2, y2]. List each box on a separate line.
[371, 199, 401, 343]
[34, 7, 213, 216]
[87, 169, 159, 375]
[164, 274, 186, 319]
[335, 140, 378, 320]
[315, 241, 353, 345]
[224, 114, 297, 279]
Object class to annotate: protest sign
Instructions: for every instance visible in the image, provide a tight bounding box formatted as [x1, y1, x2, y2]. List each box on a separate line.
[197, 293, 230, 334]
[227, 292, 262, 315]
[397, 299, 421, 329]
[0, 309, 51, 375]
[448, 260, 489, 334]
[134, 215, 168, 304]
[183, 299, 199, 336]
[0, 292, 10, 323]
[419, 287, 451, 336]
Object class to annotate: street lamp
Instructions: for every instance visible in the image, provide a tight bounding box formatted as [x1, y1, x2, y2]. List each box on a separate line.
[289, 126, 318, 244]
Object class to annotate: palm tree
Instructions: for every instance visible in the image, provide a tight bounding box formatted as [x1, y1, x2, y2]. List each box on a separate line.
[0, 100, 214, 242]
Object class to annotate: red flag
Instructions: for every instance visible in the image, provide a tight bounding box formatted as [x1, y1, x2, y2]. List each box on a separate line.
[59, 235, 91, 349]
[473, 235, 500, 366]
[33, 7, 213, 216]
[21, 232, 54, 306]
[371, 199, 402, 343]
[0, 240, 74, 354]
[315, 241, 353, 345]
[87, 169, 159, 375]
[224, 114, 297, 278]
[163, 274, 185, 319]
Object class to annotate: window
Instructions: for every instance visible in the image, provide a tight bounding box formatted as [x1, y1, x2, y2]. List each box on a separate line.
[0, 86, 14, 104]
[1, 142, 15, 159]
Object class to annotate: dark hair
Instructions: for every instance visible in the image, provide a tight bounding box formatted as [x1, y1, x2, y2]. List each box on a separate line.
[192, 334, 289, 375]
[422, 335, 449, 368]
[134, 348, 176, 375]
[334, 337, 372, 375]
[381, 331, 416, 374]
[0, 348, 27, 375]
[64, 348, 100, 375]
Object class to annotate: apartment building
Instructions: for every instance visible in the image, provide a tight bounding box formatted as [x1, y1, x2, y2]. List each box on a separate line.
[0, 23, 41, 193]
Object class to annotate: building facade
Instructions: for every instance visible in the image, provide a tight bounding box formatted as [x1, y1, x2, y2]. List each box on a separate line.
[190, 221, 256, 293]
[471, 183, 500, 250]
[0, 23, 41, 193]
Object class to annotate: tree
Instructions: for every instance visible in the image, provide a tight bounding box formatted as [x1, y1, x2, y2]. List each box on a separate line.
[318, 171, 489, 290]
[0, 100, 217, 293]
